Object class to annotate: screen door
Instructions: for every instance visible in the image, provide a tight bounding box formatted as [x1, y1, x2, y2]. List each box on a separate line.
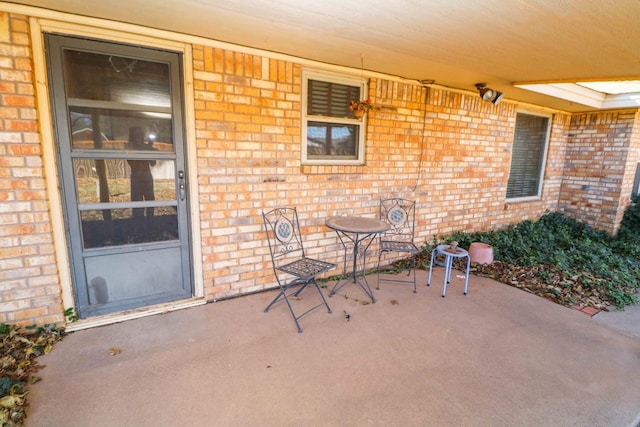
[46, 34, 193, 318]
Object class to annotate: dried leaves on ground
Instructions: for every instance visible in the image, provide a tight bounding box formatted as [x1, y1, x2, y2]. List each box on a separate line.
[470, 261, 619, 310]
[0, 323, 64, 426]
[401, 253, 632, 311]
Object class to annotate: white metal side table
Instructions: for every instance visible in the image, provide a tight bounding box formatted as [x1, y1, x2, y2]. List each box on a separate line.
[427, 244, 471, 297]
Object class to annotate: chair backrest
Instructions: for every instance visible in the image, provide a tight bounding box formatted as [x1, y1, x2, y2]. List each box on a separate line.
[262, 207, 306, 266]
[379, 198, 416, 242]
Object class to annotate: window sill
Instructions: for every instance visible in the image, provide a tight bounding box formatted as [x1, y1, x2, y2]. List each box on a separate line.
[505, 195, 541, 203]
[301, 164, 366, 174]
[302, 159, 365, 166]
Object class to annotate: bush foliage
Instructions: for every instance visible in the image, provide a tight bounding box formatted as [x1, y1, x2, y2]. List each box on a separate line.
[425, 210, 640, 309]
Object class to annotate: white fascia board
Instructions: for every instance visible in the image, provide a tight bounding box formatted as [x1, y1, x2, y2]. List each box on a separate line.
[515, 83, 605, 108]
[600, 92, 640, 109]
[515, 83, 640, 110]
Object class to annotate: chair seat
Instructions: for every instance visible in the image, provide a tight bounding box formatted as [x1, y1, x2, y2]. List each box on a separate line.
[381, 240, 419, 254]
[278, 257, 335, 278]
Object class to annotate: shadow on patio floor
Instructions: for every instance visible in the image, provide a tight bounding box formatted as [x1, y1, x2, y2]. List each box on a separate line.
[28, 269, 640, 427]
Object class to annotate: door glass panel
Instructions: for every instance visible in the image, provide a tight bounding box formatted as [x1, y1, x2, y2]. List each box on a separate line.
[62, 50, 170, 107]
[74, 159, 176, 204]
[80, 208, 178, 248]
[70, 108, 174, 152]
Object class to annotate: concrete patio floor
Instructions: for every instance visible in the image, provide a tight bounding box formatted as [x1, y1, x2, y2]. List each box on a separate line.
[27, 269, 640, 427]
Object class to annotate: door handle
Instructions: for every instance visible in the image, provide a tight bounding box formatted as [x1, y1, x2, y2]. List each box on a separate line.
[178, 170, 185, 201]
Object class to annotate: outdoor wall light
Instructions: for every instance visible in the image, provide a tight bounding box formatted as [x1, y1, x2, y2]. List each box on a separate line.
[475, 83, 504, 104]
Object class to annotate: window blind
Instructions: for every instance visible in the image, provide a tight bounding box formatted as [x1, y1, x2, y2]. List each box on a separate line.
[506, 113, 549, 199]
[307, 79, 360, 118]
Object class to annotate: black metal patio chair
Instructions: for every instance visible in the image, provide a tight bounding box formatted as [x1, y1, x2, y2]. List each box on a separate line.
[262, 207, 335, 333]
[376, 198, 419, 293]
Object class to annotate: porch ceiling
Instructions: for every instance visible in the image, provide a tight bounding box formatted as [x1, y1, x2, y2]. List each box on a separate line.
[10, 0, 640, 112]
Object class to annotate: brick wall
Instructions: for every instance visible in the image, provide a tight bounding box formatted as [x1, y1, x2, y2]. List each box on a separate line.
[191, 45, 572, 301]
[0, 13, 63, 325]
[417, 89, 570, 238]
[559, 111, 639, 234]
[616, 111, 640, 229]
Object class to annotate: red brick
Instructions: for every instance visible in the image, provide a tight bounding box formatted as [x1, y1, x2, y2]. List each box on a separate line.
[580, 306, 600, 317]
[2, 94, 34, 107]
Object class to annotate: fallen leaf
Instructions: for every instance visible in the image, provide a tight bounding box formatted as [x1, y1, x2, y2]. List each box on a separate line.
[108, 347, 122, 356]
[0, 395, 23, 408]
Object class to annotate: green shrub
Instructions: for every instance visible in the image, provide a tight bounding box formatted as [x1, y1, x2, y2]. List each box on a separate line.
[614, 195, 640, 258]
[425, 211, 640, 309]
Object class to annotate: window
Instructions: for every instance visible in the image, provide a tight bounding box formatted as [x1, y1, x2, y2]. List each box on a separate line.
[302, 70, 366, 165]
[632, 163, 640, 198]
[506, 112, 551, 200]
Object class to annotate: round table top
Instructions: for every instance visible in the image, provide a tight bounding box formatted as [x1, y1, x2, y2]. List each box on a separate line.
[325, 216, 390, 234]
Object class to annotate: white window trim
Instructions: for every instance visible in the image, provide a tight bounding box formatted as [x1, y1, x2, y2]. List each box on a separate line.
[302, 69, 367, 165]
[505, 110, 552, 202]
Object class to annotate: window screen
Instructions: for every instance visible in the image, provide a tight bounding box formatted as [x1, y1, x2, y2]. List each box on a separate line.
[506, 113, 550, 199]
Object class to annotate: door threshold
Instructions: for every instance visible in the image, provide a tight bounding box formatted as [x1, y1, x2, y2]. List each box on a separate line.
[65, 298, 207, 332]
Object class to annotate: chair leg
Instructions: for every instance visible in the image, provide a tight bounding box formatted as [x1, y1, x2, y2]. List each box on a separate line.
[263, 284, 302, 332]
[287, 298, 304, 334]
[264, 287, 286, 313]
[376, 250, 383, 290]
[411, 256, 417, 293]
[265, 277, 333, 333]
[264, 277, 304, 312]
[292, 280, 311, 297]
[377, 249, 418, 293]
[312, 278, 332, 313]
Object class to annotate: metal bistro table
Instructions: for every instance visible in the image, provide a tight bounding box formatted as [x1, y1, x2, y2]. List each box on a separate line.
[325, 216, 390, 303]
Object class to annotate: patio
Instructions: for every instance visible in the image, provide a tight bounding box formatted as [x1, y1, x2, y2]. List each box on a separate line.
[28, 269, 640, 427]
